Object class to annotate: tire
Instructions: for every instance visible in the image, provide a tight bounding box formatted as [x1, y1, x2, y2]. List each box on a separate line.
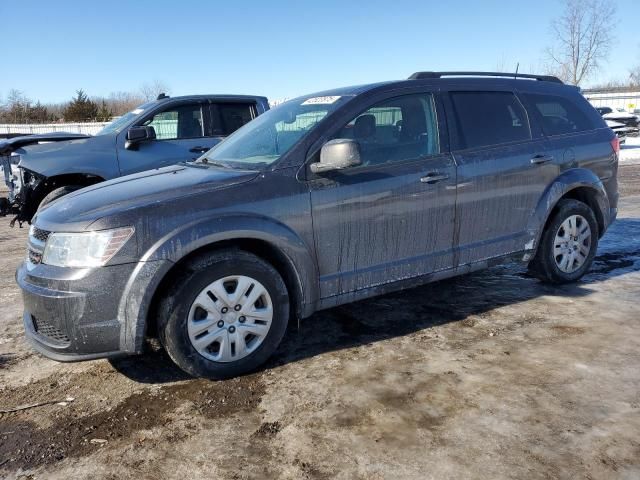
[158, 249, 290, 379]
[38, 185, 83, 210]
[528, 199, 599, 284]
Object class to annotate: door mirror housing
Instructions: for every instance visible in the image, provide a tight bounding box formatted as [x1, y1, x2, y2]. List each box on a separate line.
[310, 139, 362, 174]
[125, 126, 156, 150]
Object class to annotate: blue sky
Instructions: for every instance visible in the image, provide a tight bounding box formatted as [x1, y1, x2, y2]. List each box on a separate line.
[1, 0, 638, 103]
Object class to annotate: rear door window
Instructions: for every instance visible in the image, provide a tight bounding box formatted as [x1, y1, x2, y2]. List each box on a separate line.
[211, 103, 255, 136]
[449, 91, 531, 150]
[524, 93, 593, 136]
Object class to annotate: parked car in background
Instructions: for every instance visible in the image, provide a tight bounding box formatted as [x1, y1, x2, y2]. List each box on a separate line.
[596, 106, 639, 136]
[19, 72, 618, 379]
[606, 119, 628, 144]
[595, 106, 614, 115]
[0, 94, 269, 225]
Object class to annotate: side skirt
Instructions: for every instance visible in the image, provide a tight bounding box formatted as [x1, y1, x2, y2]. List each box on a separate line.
[316, 252, 527, 311]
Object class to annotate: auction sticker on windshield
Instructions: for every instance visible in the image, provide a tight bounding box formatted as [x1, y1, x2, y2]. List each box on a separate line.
[302, 96, 341, 105]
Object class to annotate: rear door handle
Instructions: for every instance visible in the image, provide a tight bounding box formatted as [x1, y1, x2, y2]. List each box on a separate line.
[530, 154, 554, 165]
[420, 172, 449, 184]
[189, 146, 209, 154]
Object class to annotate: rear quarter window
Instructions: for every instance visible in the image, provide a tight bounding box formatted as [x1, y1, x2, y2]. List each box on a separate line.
[449, 91, 531, 150]
[524, 92, 595, 136]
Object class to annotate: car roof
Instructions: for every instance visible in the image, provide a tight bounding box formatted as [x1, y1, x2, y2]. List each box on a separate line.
[300, 74, 574, 101]
[155, 94, 269, 103]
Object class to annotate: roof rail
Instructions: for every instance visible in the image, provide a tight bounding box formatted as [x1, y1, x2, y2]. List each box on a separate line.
[408, 71, 564, 84]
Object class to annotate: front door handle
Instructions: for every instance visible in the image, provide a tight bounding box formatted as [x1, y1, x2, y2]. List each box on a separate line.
[189, 146, 209, 154]
[420, 172, 449, 184]
[530, 154, 554, 165]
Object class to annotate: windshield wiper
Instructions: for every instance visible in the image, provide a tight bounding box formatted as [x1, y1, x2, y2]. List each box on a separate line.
[199, 158, 231, 169]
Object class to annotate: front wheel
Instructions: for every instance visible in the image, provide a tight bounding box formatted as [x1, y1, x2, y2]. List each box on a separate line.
[528, 199, 599, 284]
[158, 250, 289, 379]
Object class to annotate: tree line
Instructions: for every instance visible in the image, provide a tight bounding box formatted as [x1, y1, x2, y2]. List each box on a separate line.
[0, 80, 170, 124]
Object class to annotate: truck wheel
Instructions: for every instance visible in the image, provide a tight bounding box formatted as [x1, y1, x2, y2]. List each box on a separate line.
[528, 199, 599, 284]
[158, 250, 289, 379]
[38, 185, 83, 210]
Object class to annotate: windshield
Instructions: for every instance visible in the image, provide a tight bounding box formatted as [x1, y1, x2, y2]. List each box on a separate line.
[95, 101, 157, 136]
[202, 94, 352, 169]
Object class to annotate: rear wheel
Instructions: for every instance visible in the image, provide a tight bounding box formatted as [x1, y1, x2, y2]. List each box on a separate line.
[528, 199, 598, 284]
[158, 250, 289, 379]
[38, 185, 83, 210]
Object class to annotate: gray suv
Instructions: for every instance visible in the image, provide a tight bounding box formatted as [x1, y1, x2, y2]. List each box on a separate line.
[17, 72, 619, 379]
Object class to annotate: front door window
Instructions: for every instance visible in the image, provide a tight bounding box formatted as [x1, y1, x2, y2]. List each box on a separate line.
[332, 93, 440, 167]
[144, 104, 204, 140]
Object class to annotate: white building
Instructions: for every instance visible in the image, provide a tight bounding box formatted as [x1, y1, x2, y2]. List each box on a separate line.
[583, 87, 640, 113]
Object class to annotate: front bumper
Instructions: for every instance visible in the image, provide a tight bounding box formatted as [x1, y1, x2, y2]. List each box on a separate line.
[1, 155, 24, 220]
[17, 260, 139, 361]
[1, 155, 21, 202]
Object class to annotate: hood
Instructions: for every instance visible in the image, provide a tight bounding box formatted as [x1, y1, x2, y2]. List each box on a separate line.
[0, 132, 90, 156]
[17, 135, 116, 177]
[34, 163, 259, 231]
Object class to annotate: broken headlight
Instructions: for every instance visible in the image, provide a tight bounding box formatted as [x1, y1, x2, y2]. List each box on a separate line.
[42, 227, 135, 268]
[21, 168, 42, 187]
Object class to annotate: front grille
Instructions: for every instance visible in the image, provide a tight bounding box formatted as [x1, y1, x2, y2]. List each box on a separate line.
[31, 227, 51, 243]
[33, 315, 70, 344]
[27, 226, 50, 265]
[28, 249, 42, 264]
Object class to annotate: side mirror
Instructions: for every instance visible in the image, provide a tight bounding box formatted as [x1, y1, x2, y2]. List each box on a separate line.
[125, 126, 156, 150]
[310, 139, 362, 174]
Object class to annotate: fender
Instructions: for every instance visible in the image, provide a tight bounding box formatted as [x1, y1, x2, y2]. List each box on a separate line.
[118, 213, 320, 353]
[524, 168, 610, 257]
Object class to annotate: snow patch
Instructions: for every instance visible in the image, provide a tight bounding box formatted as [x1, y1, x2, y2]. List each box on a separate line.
[620, 135, 640, 165]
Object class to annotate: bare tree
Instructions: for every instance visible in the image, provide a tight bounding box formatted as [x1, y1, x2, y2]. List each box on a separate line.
[5, 89, 30, 123]
[630, 58, 640, 87]
[139, 80, 171, 101]
[111, 90, 144, 113]
[546, 0, 616, 85]
[94, 91, 144, 116]
[495, 55, 509, 72]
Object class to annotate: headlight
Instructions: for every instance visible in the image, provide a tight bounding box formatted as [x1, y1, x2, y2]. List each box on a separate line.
[42, 227, 134, 268]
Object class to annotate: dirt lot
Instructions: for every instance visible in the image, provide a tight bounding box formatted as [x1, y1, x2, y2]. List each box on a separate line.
[1, 165, 639, 480]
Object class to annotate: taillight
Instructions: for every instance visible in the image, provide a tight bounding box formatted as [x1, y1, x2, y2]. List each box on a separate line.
[610, 136, 620, 155]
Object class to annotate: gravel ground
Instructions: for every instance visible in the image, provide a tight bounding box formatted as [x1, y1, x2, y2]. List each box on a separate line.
[0, 166, 639, 479]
